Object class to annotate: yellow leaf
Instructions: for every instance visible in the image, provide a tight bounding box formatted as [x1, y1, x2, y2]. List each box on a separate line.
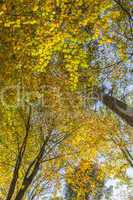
[32, 5, 39, 12]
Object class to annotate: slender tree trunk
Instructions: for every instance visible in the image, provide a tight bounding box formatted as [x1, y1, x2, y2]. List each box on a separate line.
[101, 94, 133, 127]
[14, 132, 67, 200]
[6, 107, 31, 200]
[14, 133, 51, 200]
[14, 163, 39, 200]
[111, 137, 133, 168]
[6, 155, 23, 200]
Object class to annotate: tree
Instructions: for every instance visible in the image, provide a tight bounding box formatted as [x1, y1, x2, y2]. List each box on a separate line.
[98, 91, 133, 127]
[0, 81, 86, 200]
[0, 0, 132, 199]
[64, 160, 105, 200]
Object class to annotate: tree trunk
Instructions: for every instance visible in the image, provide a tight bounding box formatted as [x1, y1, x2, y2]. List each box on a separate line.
[6, 107, 31, 200]
[101, 94, 133, 127]
[14, 163, 39, 200]
[14, 133, 51, 200]
[111, 137, 133, 168]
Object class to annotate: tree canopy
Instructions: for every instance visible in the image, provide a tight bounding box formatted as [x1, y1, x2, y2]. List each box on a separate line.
[0, 0, 132, 199]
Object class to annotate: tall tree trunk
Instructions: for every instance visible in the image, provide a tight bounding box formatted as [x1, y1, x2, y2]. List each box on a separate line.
[14, 162, 40, 200]
[14, 133, 51, 200]
[6, 107, 31, 200]
[111, 137, 133, 168]
[101, 94, 133, 127]
[14, 133, 67, 200]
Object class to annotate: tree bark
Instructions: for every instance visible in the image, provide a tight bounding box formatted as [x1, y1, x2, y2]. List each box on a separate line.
[101, 94, 133, 127]
[111, 137, 133, 168]
[14, 133, 68, 200]
[6, 107, 31, 200]
[14, 133, 51, 200]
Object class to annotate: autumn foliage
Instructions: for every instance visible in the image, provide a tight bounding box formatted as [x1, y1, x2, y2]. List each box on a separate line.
[0, 0, 132, 199]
